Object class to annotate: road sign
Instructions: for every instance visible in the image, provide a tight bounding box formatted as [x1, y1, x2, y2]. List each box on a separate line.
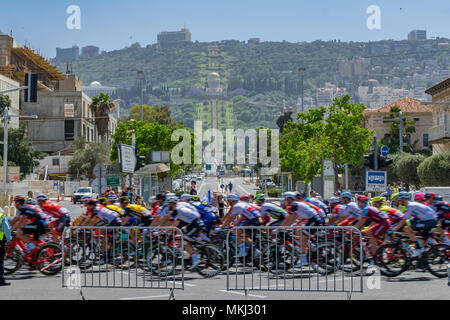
[219, 170, 225, 176]
[106, 175, 120, 187]
[366, 171, 387, 192]
[118, 144, 136, 173]
[93, 164, 107, 178]
[91, 178, 107, 194]
[205, 164, 211, 170]
[381, 145, 389, 157]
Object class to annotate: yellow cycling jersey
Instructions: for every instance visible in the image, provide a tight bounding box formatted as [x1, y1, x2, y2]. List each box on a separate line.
[106, 204, 126, 217]
[392, 204, 406, 213]
[125, 204, 151, 220]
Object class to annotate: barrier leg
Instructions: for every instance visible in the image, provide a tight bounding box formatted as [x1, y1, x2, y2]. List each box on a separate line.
[347, 291, 352, 301]
[168, 288, 175, 300]
[80, 288, 86, 300]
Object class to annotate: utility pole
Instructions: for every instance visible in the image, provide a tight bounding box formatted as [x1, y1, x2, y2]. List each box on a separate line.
[373, 110, 405, 152]
[137, 71, 144, 122]
[373, 135, 378, 170]
[298, 67, 306, 122]
[2, 108, 8, 192]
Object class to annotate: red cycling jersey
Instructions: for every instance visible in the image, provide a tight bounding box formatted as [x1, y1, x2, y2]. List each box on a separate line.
[41, 201, 70, 219]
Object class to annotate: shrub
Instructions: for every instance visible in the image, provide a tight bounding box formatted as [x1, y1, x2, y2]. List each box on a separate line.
[417, 152, 450, 186]
[395, 153, 425, 186]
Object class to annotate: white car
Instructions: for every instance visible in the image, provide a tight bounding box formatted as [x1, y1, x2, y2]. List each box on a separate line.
[73, 187, 98, 204]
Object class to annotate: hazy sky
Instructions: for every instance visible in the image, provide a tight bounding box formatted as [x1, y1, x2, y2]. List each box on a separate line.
[1, 0, 449, 58]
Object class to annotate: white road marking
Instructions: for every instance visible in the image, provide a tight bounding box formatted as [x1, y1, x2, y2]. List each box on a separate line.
[120, 294, 172, 300]
[219, 290, 267, 298]
[174, 281, 197, 287]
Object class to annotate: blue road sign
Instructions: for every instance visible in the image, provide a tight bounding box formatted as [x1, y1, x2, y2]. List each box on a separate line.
[366, 171, 387, 192]
[381, 145, 389, 157]
[219, 170, 225, 176]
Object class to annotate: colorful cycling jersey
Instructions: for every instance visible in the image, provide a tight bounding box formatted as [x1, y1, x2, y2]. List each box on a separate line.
[391, 203, 407, 213]
[289, 201, 318, 220]
[300, 200, 326, 218]
[403, 201, 437, 221]
[170, 203, 201, 224]
[189, 201, 219, 226]
[21, 204, 53, 222]
[305, 197, 328, 214]
[229, 201, 262, 220]
[41, 201, 70, 219]
[332, 204, 347, 218]
[380, 206, 404, 224]
[106, 204, 126, 217]
[433, 201, 450, 220]
[340, 202, 362, 219]
[157, 203, 170, 216]
[124, 204, 151, 221]
[151, 205, 160, 216]
[16, 205, 48, 223]
[259, 202, 288, 220]
[92, 205, 120, 224]
[360, 205, 389, 223]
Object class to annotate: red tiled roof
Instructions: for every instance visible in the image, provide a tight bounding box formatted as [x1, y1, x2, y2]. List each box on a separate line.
[363, 97, 432, 116]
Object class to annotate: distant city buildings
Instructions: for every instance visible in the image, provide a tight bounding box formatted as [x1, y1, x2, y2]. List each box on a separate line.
[316, 83, 347, 107]
[81, 45, 100, 58]
[408, 30, 427, 41]
[55, 46, 79, 62]
[337, 56, 369, 76]
[157, 28, 191, 47]
[248, 38, 260, 44]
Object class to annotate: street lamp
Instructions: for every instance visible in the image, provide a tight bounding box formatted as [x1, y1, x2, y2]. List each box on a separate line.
[137, 71, 144, 121]
[298, 67, 306, 121]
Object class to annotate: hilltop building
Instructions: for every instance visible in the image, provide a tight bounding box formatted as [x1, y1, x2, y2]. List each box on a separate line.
[81, 45, 100, 58]
[157, 28, 191, 47]
[55, 46, 79, 62]
[408, 30, 427, 41]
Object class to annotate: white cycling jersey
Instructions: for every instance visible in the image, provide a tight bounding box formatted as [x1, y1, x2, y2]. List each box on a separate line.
[260, 202, 288, 220]
[404, 201, 437, 221]
[170, 203, 201, 224]
[290, 201, 318, 220]
[93, 205, 120, 224]
[340, 202, 362, 219]
[229, 201, 261, 220]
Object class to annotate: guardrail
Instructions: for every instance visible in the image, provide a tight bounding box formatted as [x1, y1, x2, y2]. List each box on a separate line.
[226, 226, 364, 300]
[62, 226, 184, 300]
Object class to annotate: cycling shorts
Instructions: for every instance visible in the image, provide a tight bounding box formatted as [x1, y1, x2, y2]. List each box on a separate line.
[409, 218, 437, 240]
[338, 217, 356, 226]
[369, 220, 391, 239]
[238, 217, 262, 227]
[179, 218, 205, 240]
[55, 215, 71, 234]
[22, 221, 49, 240]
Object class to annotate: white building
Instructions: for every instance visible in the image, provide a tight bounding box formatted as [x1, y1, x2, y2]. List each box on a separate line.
[82, 81, 116, 98]
[0, 74, 20, 128]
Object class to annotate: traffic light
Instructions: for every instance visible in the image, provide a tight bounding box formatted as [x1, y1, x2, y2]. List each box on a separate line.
[135, 148, 146, 171]
[378, 156, 393, 168]
[24, 73, 38, 102]
[363, 153, 375, 170]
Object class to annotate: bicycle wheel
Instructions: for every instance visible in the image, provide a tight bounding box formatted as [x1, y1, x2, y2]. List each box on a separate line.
[310, 243, 342, 275]
[113, 241, 137, 269]
[4, 245, 23, 275]
[263, 243, 297, 275]
[195, 244, 224, 278]
[374, 243, 409, 277]
[36, 243, 63, 276]
[424, 244, 450, 278]
[148, 246, 177, 277]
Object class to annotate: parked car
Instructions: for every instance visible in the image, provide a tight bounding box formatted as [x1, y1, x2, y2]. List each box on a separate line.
[259, 179, 277, 190]
[73, 187, 98, 204]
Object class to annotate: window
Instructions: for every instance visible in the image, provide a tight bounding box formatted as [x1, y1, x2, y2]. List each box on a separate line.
[52, 158, 60, 166]
[413, 118, 420, 121]
[423, 134, 429, 147]
[64, 120, 74, 140]
[436, 111, 440, 126]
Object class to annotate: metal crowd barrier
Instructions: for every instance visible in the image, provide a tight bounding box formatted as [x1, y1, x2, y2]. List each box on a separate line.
[226, 226, 364, 300]
[62, 226, 184, 300]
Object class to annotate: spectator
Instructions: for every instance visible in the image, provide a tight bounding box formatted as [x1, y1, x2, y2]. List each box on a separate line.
[228, 182, 233, 193]
[190, 181, 197, 195]
[27, 190, 34, 199]
[0, 207, 12, 286]
[217, 194, 225, 219]
[121, 186, 134, 204]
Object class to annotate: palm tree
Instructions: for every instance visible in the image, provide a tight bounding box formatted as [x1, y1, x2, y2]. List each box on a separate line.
[90, 93, 115, 142]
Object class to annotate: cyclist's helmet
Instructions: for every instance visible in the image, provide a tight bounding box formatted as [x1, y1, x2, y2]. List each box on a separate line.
[119, 196, 130, 204]
[328, 197, 340, 204]
[180, 194, 192, 201]
[391, 193, 399, 201]
[156, 193, 166, 201]
[107, 194, 118, 202]
[255, 194, 265, 202]
[98, 197, 107, 205]
[226, 193, 240, 201]
[371, 196, 385, 203]
[283, 192, 297, 200]
[414, 192, 425, 201]
[356, 195, 369, 202]
[340, 191, 353, 199]
[424, 192, 436, 200]
[81, 195, 91, 202]
[397, 191, 410, 200]
[240, 194, 250, 202]
[25, 198, 37, 205]
[295, 191, 306, 199]
[167, 196, 178, 204]
[36, 194, 48, 201]
[87, 199, 98, 206]
[191, 195, 200, 201]
[434, 195, 443, 202]
[14, 195, 25, 203]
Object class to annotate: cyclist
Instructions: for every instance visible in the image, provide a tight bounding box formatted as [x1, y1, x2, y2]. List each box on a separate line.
[182, 195, 219, 236]
[334, 192, 362, 226]
[390, 193, 406, 212]
[105, 195, 126, 219]
[240, 194, 250, 203]
[156, 196, 204, 270]
[304, 192, 329, 217]
[413, 192, 426, 204]
[36, 194, 71, 239]
[353, 195, 390, 261]
[119, 196, 152, 243]
[392, 191, 438, 257]
[12, 196, 50, 253]
[433, 198, 450, 245]
[255, 194, 288, 227]
[281, 191, 325, 266]
[372, 196, 405, 230]
[424, 193, 437, 206]
[327, 197, 347, 226]
[218, 193, 263, 258]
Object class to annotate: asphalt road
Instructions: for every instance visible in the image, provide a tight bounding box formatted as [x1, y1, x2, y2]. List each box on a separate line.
[1, 179, 449, 300]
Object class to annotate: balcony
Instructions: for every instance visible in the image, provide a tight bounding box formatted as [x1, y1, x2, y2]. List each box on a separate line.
[429, 119, 450, 143]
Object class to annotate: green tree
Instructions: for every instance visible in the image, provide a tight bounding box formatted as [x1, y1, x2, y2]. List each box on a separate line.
[0, 123, 45, 179]
[128, 105, 177, 127]
[276, 111, 293, 133]
[68, 139, 110, 181]
[417, 152, 450, 186]
[322, 95, 373, 189]
[381, 106, 417, 154]
[90, 93, 115, 141]
[0, 94, 11, 116]
[395, 153, 425, 186]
